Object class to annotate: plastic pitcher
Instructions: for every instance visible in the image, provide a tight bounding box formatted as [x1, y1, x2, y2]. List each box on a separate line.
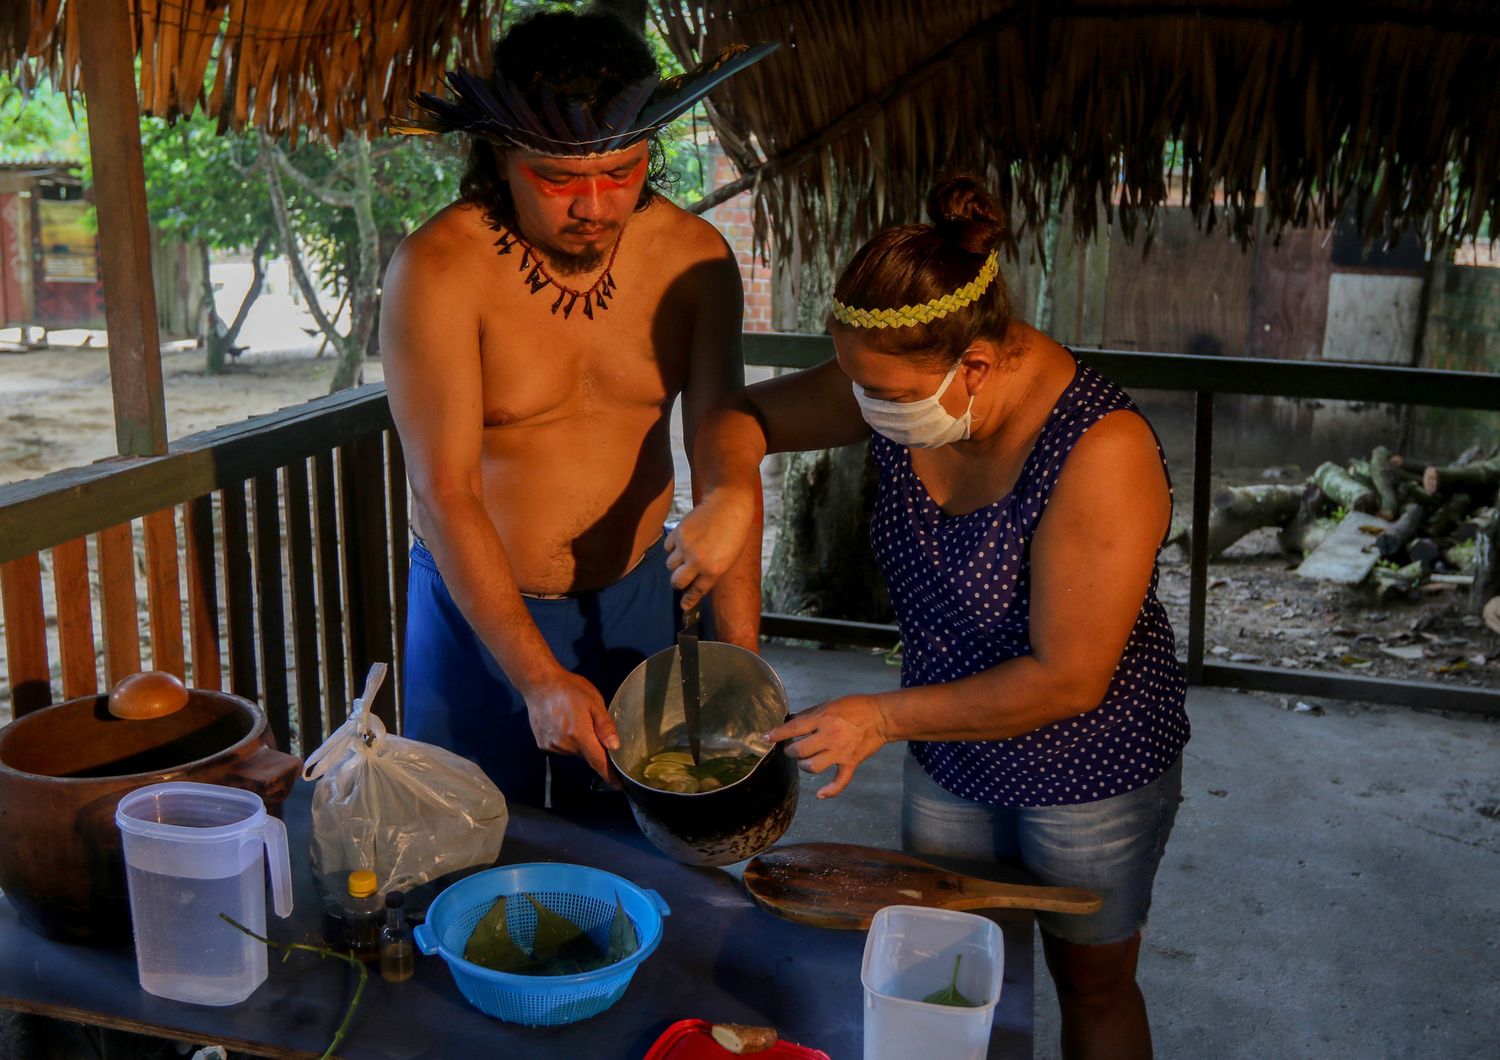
[116, 782, 292, 1006]
[861, 905, 1004, 1060]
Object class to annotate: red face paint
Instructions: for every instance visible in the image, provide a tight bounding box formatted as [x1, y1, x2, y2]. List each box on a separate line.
[517, 156, 647, 198]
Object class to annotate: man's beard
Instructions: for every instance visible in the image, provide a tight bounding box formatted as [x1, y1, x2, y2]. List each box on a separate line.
[540, 225, 619, 276]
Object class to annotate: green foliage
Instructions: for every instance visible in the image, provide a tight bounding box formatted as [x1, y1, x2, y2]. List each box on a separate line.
[136, 112, 272, 252]
[464, 895, 534, 973]
[463, 892, 639, 977]
[273, 134, 461, 297]
[922, 954, 979, 1008]
[0, 72, 87, 163]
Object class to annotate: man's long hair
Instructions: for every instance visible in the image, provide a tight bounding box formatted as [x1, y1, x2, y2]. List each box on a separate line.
[459, 9, 673, 228]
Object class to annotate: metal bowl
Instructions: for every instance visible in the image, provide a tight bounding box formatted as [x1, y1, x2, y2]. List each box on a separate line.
[607, 642, 798, 866]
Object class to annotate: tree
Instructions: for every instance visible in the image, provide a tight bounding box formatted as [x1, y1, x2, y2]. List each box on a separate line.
[763, 231, 893, 624]
[260, 132, 461, 392]
[0, 72, 87, 163]
[138, 112, 274, 374]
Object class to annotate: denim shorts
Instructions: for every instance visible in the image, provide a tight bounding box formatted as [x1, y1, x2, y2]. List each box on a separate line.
[900, 752, 1184, 946]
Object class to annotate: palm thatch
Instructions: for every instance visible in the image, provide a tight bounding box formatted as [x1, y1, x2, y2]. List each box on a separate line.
[4, 0, 492, 143]
[656, 0, 1500, 260]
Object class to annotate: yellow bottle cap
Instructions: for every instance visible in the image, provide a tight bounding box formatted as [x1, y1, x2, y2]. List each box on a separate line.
[348, 870, 378, 898]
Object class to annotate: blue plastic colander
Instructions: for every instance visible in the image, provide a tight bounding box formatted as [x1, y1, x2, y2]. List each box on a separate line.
[413, 863, 671, 1027]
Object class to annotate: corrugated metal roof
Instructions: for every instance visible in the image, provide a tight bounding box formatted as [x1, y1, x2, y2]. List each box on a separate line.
[0, 150, 82, 169]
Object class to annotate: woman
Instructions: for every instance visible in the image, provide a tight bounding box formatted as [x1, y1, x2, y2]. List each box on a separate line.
[665, 177, 1189, 1059]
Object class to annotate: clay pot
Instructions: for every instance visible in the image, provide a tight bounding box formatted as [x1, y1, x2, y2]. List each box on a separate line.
[0, 689, 302, 945]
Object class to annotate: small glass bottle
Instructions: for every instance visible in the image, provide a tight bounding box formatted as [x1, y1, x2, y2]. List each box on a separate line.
[342, 870, 381, 961]
[379, 891, 414, 983]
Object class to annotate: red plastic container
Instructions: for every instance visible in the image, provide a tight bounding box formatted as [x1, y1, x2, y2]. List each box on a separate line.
[644, 1019, 831, 1059]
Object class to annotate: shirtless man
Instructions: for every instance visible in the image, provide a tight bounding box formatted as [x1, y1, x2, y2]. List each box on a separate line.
[381, 11, 772, 807]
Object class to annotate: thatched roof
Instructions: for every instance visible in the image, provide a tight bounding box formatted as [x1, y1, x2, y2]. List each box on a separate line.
[9, 1, 1496, 255]
[657, 1, 1500, 258]
[4, 0, 490, 143]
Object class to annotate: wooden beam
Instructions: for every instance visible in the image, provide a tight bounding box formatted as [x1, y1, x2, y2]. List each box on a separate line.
[0, 384, 392, 566]
[77, 0, 168, 457]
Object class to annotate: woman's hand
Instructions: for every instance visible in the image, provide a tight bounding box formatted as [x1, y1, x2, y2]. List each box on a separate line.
[665, 487, 757, 611]
[766, 694, 890, 799]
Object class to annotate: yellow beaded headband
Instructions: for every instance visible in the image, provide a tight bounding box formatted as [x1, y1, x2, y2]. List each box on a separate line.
[831, 249, 1000, 329]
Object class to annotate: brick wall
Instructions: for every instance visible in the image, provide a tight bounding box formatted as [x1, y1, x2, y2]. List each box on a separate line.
[699, 144, 775, 332]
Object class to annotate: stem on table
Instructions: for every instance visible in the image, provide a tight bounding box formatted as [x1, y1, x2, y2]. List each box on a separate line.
[219, 913, 368, 1060]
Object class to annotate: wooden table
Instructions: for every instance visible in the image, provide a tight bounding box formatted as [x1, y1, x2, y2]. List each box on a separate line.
[0, 785, 1034, 1058]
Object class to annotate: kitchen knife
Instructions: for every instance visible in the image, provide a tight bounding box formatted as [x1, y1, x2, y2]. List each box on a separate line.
[678, 603, 702, 765]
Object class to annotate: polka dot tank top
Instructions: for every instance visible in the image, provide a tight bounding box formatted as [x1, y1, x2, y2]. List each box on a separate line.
[870, 360, 1190, 807]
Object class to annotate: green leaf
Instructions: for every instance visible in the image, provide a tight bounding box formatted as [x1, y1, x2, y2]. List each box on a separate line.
[526, 895, 591, 963]
[606, 894, 639, 965]
[922, 955, 979, 1008]
[463, 896, 534, 974]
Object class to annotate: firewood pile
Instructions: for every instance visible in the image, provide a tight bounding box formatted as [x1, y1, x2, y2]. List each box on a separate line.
[1177, 445, 1500, 630]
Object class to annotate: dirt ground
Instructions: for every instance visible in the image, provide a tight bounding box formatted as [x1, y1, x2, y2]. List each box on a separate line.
[1157, 518, 1497, 696]
[0, 339, 1494, 713]
[0, 340, 381, 483]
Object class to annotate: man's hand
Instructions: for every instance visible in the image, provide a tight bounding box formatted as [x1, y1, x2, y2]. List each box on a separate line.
[521, 669, 621, 784]
[766, 694, 890, 799]
[665, 487, 756, 612]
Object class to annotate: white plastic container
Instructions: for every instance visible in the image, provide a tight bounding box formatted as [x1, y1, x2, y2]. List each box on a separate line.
[861, 905, 1004, 1060]
[116, 782, 292, 1006]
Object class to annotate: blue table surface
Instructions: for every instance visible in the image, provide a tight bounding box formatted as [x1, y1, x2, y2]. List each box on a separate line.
[0, 784, 1033, 1059]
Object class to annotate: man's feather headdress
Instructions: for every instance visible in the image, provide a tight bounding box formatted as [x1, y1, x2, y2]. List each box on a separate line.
[389, 42, 778, 158]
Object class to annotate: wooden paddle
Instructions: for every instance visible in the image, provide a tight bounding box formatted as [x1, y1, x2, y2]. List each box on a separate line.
[743, 843, 1101, 930]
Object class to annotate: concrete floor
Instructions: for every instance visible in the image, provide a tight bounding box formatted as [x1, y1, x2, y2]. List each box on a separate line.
[763, 642, 1500, 1059]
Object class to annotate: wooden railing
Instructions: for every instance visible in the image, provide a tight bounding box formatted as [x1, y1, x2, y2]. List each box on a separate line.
[0, 384, 405, 755]
[744, 333, 1500, 717]
[3, 337, 1499, 737]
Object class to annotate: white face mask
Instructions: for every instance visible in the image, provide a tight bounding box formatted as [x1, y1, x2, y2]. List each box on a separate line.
[851, 362, 973, 449]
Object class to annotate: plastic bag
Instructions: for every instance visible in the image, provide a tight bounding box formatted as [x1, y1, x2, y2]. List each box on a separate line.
[303, 664, 508, 902]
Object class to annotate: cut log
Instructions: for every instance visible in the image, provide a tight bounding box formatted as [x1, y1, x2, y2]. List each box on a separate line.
[1374, 503, 1425, 560]
[1425, 492, 1473, 540]
[1373, 564, 1419, 601]
[1369, 446, 1401, 519]
[1397, 480, 1440, 510]
[1279, 484, 1331, 555]
[1312, 462, 1377, 514]
[1205, 483, 1304, 556]
[1483, 597, 1500, 636]
[1389, 454, 1430, 477]
[1344, 458, 1377, 492]
[1423, 458, 1500, 496]
[1407, 538, 1442, 571]
[1469, 510, 1500, 614]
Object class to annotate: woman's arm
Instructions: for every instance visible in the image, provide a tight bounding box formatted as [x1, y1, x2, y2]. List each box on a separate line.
[668, 358, 868, 609]
[770, 409, 1172, 796]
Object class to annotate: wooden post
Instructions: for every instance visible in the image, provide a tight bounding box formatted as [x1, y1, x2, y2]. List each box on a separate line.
[77, 0, 169, 457]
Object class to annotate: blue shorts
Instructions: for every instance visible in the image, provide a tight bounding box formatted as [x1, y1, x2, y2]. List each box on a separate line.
[900, 752, 1183, 946]
[402, 535, 683, 809]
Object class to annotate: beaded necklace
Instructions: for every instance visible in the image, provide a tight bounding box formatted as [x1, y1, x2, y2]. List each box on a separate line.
[494, 226, 621, 320]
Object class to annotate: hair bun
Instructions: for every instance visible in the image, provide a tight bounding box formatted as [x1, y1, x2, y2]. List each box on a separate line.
[926, 176, 1007, 256]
